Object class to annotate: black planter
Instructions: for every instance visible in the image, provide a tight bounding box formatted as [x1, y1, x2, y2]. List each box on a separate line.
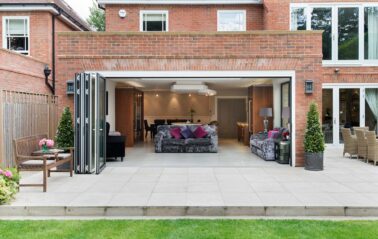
[304, 152, 324, 171]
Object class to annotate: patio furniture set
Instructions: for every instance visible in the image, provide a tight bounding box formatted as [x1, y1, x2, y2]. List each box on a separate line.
[341, 127, 378, 165]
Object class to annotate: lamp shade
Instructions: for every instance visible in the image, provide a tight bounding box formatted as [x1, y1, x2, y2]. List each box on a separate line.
[259, 108, 273, 117]
[282, 107, 290, 119]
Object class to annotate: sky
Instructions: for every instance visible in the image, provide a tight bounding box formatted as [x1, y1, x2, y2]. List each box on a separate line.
[64, 0, 96, 20]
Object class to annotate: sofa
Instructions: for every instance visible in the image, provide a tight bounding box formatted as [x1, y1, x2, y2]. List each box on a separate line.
[250, 128, 289, 161]
[154, 125, 218, 153]
[106, 123, 126, 161]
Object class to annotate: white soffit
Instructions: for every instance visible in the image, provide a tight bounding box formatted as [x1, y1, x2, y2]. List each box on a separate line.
[98, 0, 262, 5]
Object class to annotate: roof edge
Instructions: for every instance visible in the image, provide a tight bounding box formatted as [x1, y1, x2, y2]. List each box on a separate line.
[98, 0, 262, 6]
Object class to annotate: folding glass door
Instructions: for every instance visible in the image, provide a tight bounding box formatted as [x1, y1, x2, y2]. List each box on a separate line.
[322, 85, 378, 146]
[75, 73, 106, 174]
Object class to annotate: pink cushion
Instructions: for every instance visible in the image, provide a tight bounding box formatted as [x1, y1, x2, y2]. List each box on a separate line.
[193, 126, 208, 138]
[170, 127, 182, 139]
[268, 130, 279, 139]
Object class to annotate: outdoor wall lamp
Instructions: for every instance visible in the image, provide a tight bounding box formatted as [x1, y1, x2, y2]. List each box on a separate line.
[44, 65, 55, 95]
[305, 80, 314, 94]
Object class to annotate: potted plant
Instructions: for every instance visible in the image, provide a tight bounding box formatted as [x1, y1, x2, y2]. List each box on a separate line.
[0, 168, 20, 205]
[55, 107, 75, 170]
[304, 102, 325, 171]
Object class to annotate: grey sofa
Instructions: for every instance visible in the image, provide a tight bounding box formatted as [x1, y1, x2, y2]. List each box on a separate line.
[154, 125, 218, 153]
[250, 128, 289, 161]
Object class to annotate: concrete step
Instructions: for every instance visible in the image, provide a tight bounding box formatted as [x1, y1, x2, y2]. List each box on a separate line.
[1, 206, 378, 217]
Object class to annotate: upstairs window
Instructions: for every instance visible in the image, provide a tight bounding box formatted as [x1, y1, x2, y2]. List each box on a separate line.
[291, 7, 307, 30]
[2, 16, 29, 55]
[217, 10, 246, 32]
[365, 7, 378, 60]
[140, 11, 168, 32]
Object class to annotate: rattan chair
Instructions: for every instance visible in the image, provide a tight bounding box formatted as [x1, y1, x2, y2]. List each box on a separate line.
[366, 131, 378, 165]
[355, 129, 368, 160]
[341, 128, 358, 158]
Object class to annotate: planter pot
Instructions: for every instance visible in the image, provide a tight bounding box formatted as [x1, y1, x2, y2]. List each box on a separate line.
[304, 152, 324, 171]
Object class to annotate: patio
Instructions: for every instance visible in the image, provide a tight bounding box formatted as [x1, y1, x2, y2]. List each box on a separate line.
[3, 140, 378, 217]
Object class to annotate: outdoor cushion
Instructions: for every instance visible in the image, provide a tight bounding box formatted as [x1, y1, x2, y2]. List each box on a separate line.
[170, 127, 182, 139]
[57, 153, 71, 159]
[185, 138, 212, 146]
[193, 126, 208, 138]
[181, 127, 195, 139]
[21, 160, 56, 166]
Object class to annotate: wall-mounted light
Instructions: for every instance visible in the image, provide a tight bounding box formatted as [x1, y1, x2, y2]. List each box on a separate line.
[305, 80, 314, 94]
[155, 93, 159, 97]
[334, 68, 340, 74]
[66, 80, 74, 95]
[119, 9, 127, 18]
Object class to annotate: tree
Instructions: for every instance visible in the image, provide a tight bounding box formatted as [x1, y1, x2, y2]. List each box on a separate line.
[304, 102, 325, 153]
[55, 107, 74, 148]
[87, 3, 105, 31]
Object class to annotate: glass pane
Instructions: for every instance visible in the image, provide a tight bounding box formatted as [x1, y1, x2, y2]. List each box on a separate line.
[144, 13, 165, 21]
[291, 8, 306, 30]
[143, 13, 166, 32]
[97, 76, 106, 173]
[339, 89, 360, 143]
[322, 89, 333, 144]
[7, 19, 27, 35]
[338, 8, 359, 60]
[8, 37, 27, 51]
[365, 88, 378, 133]
[218, 12, 245, 31]
[311, 8, 332, 60]
[364, 7, 378, 60]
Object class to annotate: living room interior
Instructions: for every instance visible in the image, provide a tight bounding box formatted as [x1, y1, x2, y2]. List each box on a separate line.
[102, 76, 292, 163]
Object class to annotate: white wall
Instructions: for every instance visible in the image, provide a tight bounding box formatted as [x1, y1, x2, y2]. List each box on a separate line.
[106, 80, 116, 131]
[272, 79, 291, 127]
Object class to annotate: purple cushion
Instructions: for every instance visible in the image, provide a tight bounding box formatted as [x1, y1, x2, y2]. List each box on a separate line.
[170, 127, 182, 139]
[181, 127, 195, 139]
[268, 130, 279, 139]
[193, 126, 208, 138]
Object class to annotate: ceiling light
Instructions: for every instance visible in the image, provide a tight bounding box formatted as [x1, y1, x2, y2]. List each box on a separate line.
[198, 89, 217, 96]
[171, 84, 208, 93]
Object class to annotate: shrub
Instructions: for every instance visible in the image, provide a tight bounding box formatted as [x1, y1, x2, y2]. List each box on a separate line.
[304, 102, 325, 153]
[0, 168, 20, 205]
[55, 107, 74, 148]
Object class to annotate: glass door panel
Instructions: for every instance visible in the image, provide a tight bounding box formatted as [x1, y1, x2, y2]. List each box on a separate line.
[96, 74, 106, 174]
[338, 7, 359, 60]
[365, 88, 378, 133]
[322, 89, 333, 144]
[339, 89, 360, 143]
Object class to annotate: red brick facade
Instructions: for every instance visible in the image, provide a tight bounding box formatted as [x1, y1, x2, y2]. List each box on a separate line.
[56, 31, 324, 166]
[106, 4, 264, 32]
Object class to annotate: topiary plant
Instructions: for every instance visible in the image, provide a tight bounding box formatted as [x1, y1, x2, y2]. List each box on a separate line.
[304, 102, 325, 153]
[55, 107, 74, 148]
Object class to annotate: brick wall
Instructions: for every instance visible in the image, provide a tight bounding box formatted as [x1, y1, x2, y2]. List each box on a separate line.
[0, 49, 50, 94]
[106, 4, 264, 32]
[56, 31, 323, 166]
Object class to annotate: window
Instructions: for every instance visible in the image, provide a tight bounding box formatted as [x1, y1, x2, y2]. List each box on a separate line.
[217, 10, 246, 32]
[140, 11, 168, 32]
[290, 4, 378, 64]
[2, 16, 29, 55]
[365, 7, 378, 60]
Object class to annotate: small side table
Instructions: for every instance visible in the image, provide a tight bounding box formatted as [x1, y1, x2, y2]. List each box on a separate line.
[276, 141, 290, 164]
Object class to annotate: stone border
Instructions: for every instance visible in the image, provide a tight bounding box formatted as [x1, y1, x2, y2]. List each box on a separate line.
[1, 206, 378, 217]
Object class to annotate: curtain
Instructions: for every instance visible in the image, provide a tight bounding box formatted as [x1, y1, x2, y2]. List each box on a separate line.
[366, 89, 378, 133]
[368, 8, 378, 59]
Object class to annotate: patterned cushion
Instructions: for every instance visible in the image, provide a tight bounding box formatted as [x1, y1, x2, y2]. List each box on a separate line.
[170, 127, 182, 139]
[162, 139, 186, 146]
[185, 138, 212, 146]
[193, 126, 208, 138]
[181, 127, 195, 139]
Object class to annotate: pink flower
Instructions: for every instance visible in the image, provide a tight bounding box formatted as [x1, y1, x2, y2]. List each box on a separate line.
[4, 170, 12, 178]
[0, 169, 3, 175]
[46, 139, 54, 148]
[39, 138, 47, 147]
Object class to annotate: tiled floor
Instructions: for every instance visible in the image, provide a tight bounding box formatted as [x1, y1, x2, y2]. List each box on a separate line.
[12, 140, 378, 207]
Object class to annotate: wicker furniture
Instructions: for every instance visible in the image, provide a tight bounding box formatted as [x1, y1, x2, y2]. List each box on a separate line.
[341, 128, 358, 158]
[13, 134, 73, 192]
[355, 129, 368, 160]
[366, 131, 378, 165]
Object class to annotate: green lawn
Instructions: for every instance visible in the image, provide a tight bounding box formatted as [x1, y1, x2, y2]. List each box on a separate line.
[0, 219, 377, 239]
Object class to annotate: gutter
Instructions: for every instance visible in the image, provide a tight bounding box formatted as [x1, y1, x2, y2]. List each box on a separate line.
[0, 3, 90, 31]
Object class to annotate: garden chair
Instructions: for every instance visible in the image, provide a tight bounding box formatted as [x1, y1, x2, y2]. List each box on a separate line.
[366, 131, 378, 165]
[341, 128, 358, 158]
[355, 129, 368, 160]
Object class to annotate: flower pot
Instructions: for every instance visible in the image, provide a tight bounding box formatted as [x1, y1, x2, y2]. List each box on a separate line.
[304, 152, 324, 171]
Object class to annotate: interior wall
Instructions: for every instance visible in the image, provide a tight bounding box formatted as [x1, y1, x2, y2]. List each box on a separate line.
[210, 88, 249, 121]
[144, 91, 212, 124]
[106, 80, 116, 131]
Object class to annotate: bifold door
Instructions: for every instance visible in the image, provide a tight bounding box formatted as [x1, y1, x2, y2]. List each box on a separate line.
[75, 73, 106, 174]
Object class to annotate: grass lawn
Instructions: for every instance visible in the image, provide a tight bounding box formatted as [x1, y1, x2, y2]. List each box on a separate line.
[0, 219, 378, 239]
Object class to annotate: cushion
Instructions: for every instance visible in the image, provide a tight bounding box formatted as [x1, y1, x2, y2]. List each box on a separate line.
[21, 160, 56, 166]
[268, 130, 279, 138]
[170, 127, 182, 139]
[193, 126, 208, 138]
[185, 138, 212, 146]
[162, 139, 186, 146]
[181, 127, 195, 139]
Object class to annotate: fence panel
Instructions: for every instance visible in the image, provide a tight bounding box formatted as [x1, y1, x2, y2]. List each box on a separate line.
[0, 91, 59, 168]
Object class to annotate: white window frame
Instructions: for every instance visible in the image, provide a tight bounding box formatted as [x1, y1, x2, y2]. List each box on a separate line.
[2, 16, 30, 55]
[290, 3, 378, 67]
[217, 10, 247, 32]
[139, 10, 169, 32]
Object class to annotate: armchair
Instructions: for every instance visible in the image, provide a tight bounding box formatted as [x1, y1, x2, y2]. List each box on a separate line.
[106, 123, 126, 162]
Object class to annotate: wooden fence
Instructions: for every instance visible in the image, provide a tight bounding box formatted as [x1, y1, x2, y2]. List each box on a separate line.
[0, 90, 59, 167]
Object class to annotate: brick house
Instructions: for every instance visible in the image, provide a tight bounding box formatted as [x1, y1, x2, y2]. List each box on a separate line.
[1, 0, 378, 170]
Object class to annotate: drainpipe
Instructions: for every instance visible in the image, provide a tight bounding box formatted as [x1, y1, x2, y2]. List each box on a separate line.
[46, 11, 61, 95]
